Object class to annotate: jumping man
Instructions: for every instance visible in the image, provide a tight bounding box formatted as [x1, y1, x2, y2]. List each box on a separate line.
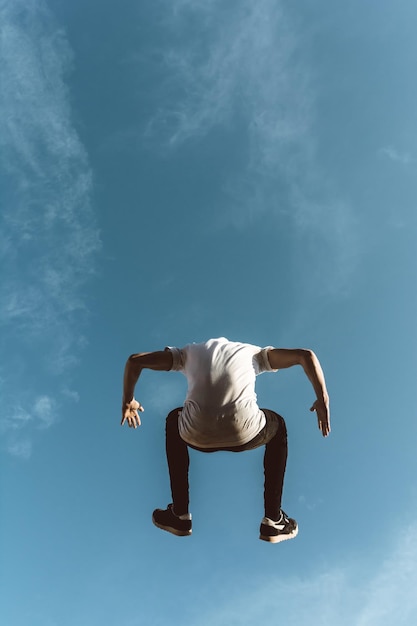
[121, 337, 330, 543]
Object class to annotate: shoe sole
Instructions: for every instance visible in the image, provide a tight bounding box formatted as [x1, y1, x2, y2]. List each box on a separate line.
[259, 526, 298, 543]
[152, 515, 192, 537]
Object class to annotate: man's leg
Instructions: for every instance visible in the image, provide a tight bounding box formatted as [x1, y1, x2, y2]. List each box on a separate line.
[260, 409, 298, 543]
[165, 407, 190, 515]
[222, 409, 288, 517]
[152, 408, 192, 536]
[203, 409, 295, 539]
[262, 410, 288, 520]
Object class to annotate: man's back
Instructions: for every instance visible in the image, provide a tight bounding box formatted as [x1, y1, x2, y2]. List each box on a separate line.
[168, 337, 275, 447]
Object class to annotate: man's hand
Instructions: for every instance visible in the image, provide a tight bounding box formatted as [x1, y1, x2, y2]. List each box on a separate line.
[310, 398, 330, 437]
[121, 399, 144, 429]
[121, 350, 173, 429]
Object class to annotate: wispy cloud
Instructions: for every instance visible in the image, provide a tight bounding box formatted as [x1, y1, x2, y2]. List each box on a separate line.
[146, 0, 358, 295]
[0, 396, 57, 433]
[33, 395, 57, 429]
[148, 0, 310, 159]
[356, 523, 417, 625]
[0, 0, 100, 457]
[379, 146, 413, 165]
[190, 521, 417, 626]
[7, 439, 33, 460]
[0, 405, 32, 434]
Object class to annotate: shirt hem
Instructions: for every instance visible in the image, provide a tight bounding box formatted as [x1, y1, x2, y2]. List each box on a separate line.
[178, 415, 266, 449]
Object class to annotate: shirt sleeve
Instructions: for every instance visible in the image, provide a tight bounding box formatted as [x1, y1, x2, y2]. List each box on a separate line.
[164, 346, 184, 371]
[255, 347, 279, 374]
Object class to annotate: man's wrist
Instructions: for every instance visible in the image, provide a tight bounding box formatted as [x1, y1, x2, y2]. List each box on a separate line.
[122, 397, 133, 409]
[124, 398, 139, 409]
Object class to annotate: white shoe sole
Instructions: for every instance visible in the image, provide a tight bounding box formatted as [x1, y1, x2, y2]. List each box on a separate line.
[259, 525, 298, 543]
[152, 516, 192, 537]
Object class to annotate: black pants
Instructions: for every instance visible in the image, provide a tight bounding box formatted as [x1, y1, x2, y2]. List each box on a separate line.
[165, 408, 288, 521]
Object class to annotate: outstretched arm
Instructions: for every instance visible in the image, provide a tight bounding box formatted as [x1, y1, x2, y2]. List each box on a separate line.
[121, 350, 173, 428]
[267, 348, 330, 437]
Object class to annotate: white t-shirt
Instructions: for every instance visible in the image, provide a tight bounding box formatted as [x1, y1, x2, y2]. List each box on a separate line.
[167, 337, 277, 448]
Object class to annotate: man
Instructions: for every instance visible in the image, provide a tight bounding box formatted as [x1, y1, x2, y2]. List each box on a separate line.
[121, 337, 330, 543]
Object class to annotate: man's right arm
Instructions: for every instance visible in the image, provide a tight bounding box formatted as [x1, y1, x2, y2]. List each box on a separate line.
[121, 350, 173, 428]
[267, 348, 330, 437]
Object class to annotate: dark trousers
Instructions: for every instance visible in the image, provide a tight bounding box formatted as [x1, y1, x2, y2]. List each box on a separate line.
[165, 407, 288, 521]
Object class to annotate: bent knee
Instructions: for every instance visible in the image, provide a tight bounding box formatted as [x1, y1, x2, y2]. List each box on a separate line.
[276, 413, 287, 433]
[166, 407, 183, 427]
[262, 409, 287, 440]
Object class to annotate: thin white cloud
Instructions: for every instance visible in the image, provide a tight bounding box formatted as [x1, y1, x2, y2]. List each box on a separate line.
[1, 394, 59, 457]
[146, 0, 358, 295]
[61, 388, 80, 403]
[191, 521, 417, 626]
[379, 146, 412, 165]
[148, 0, 310, 161]
[0, 405, 32, 434]
[0, 0, 100, 457]
[356, 524, 417, 626]
[0, 1, 100, 333]
[290, 188, 360, 297]
[7, 439, 33, 460]
[33, 395, 57, 429]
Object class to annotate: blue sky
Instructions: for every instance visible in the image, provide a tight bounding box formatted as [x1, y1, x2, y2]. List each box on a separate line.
[1, 0, 417, 624]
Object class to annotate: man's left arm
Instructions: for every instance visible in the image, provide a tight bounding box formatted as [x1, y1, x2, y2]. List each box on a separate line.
[122, 350, 173, 428]
[267, 348, 330, 437]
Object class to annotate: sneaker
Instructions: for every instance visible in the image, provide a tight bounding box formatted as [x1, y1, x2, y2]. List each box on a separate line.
[152, 504, 192, 537]
[259, 509, 298, 543]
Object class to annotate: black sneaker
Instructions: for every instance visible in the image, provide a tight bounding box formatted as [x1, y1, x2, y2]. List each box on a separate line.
[152, 504, 192, 537]
[259, 509, 298, 543]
